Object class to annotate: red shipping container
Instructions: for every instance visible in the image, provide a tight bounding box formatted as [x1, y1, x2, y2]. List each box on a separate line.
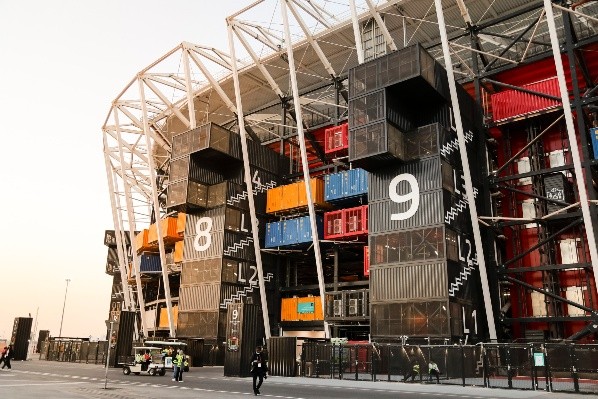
[324, 123, 349, 154]
[491, 77, 561, 122]
[323, 205, 368, 240]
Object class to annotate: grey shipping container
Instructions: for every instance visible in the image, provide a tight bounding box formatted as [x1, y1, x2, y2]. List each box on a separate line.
[223, 303, 266, 377]
[369, 262, 448, 302]
[166, 178, 209, 211]
[171, 122, 242, 161]
[179, 283, 221, 311]
[112, 310, 136, 367]
[219, 282, 260, 310]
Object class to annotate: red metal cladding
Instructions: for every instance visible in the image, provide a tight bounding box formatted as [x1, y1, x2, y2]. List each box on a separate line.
[323, 205, 368, 240]
[491, 77, 561, 122]
[364, 246, 369, 277]
[324, 123, 349, 154]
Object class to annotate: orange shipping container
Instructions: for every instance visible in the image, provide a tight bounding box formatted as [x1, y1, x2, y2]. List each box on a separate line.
[297, 178, 326, 209]
[159, 305, 179, 328]
[281, 297, 299, 321]
[280, 296, 323, 321]
[281, 182, 300, 211]
[176, 213, 186, 236]
[148, 217, 182, 244]
[266, 186, 284, 214]
[135, 229, 155, 253]
[174, 240, 184, 263]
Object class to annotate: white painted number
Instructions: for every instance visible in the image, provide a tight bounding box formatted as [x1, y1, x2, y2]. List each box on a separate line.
[389, 173, 420, 221]
[238, 263, 258, 285]
[458, 235, 473, 266]
[252, 170, 262, 189]
[193, 217, 213, 251]
[232, 309, 238, 320]
[463, 306, 478, 335]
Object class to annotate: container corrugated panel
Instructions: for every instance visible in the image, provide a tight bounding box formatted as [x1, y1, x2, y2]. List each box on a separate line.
[296, 296, 323, 321]
[491, 77, 561, 122]
[368, 157, 442, 202]
[11, 317, 32, 360]
[297, 215, 323, 244]
[176, 212, 186, 236]
[223, 303, 265, 377]
[443, 189, 475, 235]
[297, 178, 328, 209]
[171, 130, 193, 159]
[158, 305, 179, 328]
[188, 157, 228, 185]
[179, 283, 221, 311]
[280, 297, 298, 321]
[183, 232, 223, 261]
[181, 258, 222, 284]
[170, 156, 190, 182]
[247, 137, 281, 174]
[364, 246, 369, 276]
[370, 262, 448, 302]
[104, 230, 132, 248]
[324, 168, 369, 202]
[177, 311, 219, 339]
[223, 231, 256, 260]
[268, 336, 297, 377]
[349, 89, 386, 129]
[267, 186, 284, 214]
[370, 300, 449, 337]
[349, 120, 407, 165]
[219, 282, 259, 310]
[324, 123, 349, 154]
[147, 217, 181, 244]
[368, 191, 444, 234]
[323, 205, 367, 239]
[139, 254, 162, 273]
[282, 218, 299, 246]
[113, 311, 136, 367]
[281, 182, 300, 211]
[208, 180, 269, 214]
[265, 221, 284, 248]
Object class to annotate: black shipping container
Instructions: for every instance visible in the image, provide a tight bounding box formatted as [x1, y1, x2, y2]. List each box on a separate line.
[370, 300, 449, 338]
[112, 310, 136, 367]
[36, 330, 50, 353]
[11, 317, 33, 361]
[223, 303, 266, 377]
[171, 122, 242, 162]
[268, 336, 297, 377]
[183, 230, 257, 262]
[177, 311, 220, 339]
[544, 173, 574, 214]
[183, 338, 205, 367]
[348, 119, 407, 167]
[106, 247, 119, 275]
[104, 230, 133, 248]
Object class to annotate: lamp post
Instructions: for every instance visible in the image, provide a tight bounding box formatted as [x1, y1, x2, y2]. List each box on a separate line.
[104, 320, 114, 389]
[59, 279, 70, 337]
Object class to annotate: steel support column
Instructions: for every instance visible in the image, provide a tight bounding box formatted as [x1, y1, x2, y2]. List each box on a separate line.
[435, 0, 498, 341]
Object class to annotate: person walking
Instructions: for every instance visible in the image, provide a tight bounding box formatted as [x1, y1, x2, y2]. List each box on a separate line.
[403, 359, 420, 382]
[428, 359, 440, 383]
[1, 345, 13, 370]
[250, 345, 268, 395]
[0, 347, 7, 368]
[172, 349, 184, 382]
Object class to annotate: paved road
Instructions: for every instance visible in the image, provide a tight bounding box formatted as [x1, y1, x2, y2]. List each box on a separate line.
[0, 358, 589, 399]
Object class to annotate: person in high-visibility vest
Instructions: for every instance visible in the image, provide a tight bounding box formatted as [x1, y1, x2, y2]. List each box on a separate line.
[172, 350, 185, 382]
[403, 359, 420, 382]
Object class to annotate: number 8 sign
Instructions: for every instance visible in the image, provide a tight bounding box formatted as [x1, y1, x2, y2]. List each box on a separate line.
[193, 216, 213, 251]
[389, 173, 420, 221]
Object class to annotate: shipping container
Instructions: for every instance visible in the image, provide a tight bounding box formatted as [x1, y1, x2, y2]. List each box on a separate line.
[348, 44, 440, 100]
[184, 207, 265, 238]
[370, 300, 449, 337]
[324, 168, 368, 203]
[183, 231, 256, 262]
[491, 77, 561, 122]
[348, 119, 407, 167]
[326, 289, 370, 319]
[280, 296, 323, 321]
[370, 262, 448, 302]
[135, 229, 157, 253]
[36, 330, 50, 353]
[220, 282, 260, 310]
[324, 123, 349, 154]
[224, 303, 266, 377]
[267, 178, 328, 214]
[106, 247, 119, 275]
[364, 246, 369, 277]
[179, 283, 221, 311]
[104, 230, 133, 248]
[323, 205, 368, 240]
[543, 173, 574, 214]
[158, 305, 179, 328]
[276, 215, 323, 247]
[182, 258, 222, 284]
[139, 253, 162, 273]
[174, 240, 184, 263]
[246, 137, 287, 174]
[147, 217, 182, 244]
[177, 311, 219, 339]
[11, 317, 33, 361]
[166, 179, 209, 211]
[265, 221, 284, 248]
[176, 212, 186, 236]
[113, 311, 136, 367]
[268, 336, 297, 377]
[369, 226, 446, 267]
[208, 180, 269, 214]
[171, 122, 242, 162]
[591, 127, 598, 159]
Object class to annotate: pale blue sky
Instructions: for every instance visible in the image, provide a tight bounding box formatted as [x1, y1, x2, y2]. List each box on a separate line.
[0, 0, 246, 340]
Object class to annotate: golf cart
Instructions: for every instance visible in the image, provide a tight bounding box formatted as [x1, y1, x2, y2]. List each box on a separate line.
[122, 346, 166, 376]
[144, 340, 188, 371]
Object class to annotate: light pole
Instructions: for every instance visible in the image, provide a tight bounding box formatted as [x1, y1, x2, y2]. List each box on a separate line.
[104, 320, 114, 389]
[59, 279, 70, 337]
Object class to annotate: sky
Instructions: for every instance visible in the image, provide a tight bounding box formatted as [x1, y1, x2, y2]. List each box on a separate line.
[0, 0, 247, 341]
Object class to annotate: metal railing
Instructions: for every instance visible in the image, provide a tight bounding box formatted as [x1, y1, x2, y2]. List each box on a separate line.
[300, 342, 598, 394]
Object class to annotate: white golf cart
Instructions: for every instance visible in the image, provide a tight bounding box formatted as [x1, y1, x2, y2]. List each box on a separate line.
[122, 346, 166, 376]
[144, 340, 188, 372]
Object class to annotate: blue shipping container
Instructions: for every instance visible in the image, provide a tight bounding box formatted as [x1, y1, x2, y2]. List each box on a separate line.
[279, 215, 323, 246]
[265, 221, 284, 248]
[325, 168, 368, 202]
[282, 218, 299, 246]
[139, 254, 162, 273]
[591, 128, 598, 160]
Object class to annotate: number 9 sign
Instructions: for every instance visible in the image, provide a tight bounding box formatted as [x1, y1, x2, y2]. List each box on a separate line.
[389, 173, 420, 221]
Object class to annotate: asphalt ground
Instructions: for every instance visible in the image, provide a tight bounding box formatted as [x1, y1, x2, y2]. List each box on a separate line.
[0, 358, 591, 399]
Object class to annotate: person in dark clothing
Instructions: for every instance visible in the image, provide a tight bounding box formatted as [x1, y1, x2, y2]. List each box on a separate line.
[1, 345, 13, 370]
[403, 359, 420, 382]
[250, 345, 268, 395]
[0, 347, 7, 368]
